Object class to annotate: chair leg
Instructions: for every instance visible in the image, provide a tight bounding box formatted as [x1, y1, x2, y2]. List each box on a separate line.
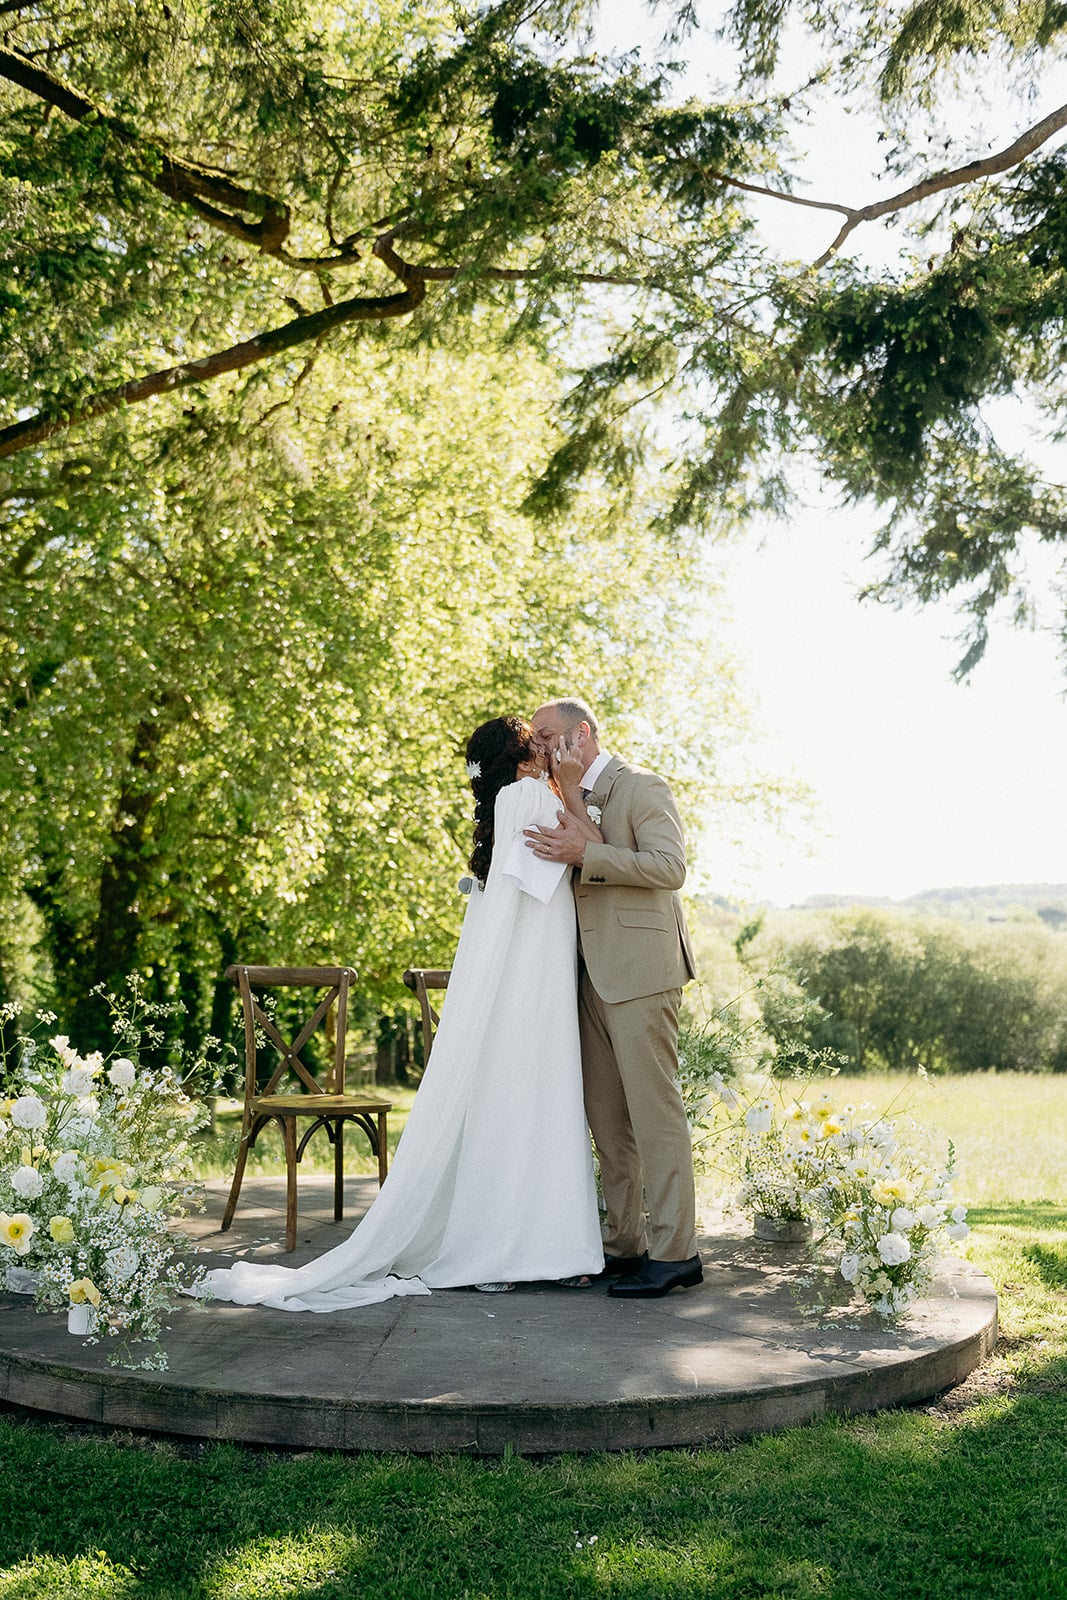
[221, 1125, 253, 1233]
[334, 1119, 344, 1221]
[283, 1116, 299, 1252]
[377, 1110, 389, 1186]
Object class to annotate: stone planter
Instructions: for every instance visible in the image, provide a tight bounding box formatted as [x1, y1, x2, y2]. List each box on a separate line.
[753, 1214, 813, 1244]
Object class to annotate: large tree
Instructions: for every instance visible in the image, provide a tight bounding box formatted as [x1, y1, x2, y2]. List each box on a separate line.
[2, 0, 1067, 667]
[0, 307, 762, 1047]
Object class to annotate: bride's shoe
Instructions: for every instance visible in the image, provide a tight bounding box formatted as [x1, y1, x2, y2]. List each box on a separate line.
[475, 1281, 515, 1292]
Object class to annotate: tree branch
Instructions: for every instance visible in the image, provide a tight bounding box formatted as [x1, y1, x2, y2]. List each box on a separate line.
[812, 100, 1067, 267]
[372, 229, 649, 290]
[711, 101, 1067, 268]
[0, 281, 425, 460]
[0, 45, 292, 254]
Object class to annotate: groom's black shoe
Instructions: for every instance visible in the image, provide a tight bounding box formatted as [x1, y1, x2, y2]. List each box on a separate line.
[607, 1256, 703, 1298]
[596, 1252, 648, 1280]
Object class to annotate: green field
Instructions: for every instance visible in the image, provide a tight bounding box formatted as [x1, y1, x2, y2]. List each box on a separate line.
[2, 1073, 1066, 1599]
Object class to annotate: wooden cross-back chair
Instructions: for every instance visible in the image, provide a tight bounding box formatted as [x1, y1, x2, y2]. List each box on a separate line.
[402, 968, 451, 1066]
[221, 965, 392, 1252]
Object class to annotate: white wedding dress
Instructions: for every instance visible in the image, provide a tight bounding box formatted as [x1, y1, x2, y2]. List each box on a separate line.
[198, 777, 604, 1311]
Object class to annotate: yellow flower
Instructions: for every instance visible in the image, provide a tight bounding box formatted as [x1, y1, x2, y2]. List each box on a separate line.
[814, 1104, 834, 1121]
[820, 1120, 843, 1138]
[871, 1178, 913, 1206]
[0, 1212, 35, 1255]
[112, 1185, 139, 1206]
[68, 1277, 101, 1307]
[48, 1215, 75, 1244]
[90, 1157, 126, 1191]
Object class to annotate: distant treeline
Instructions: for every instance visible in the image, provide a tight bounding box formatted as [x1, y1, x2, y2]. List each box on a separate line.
[732, 907, 1067, 1074]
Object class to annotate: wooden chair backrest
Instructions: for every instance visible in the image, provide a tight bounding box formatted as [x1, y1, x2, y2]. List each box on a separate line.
[225, 965, 356, 1100]
[402, 968, 451, 1064]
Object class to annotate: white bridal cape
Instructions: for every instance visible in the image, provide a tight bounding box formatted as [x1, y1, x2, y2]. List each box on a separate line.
[198, 777, 603, 1311]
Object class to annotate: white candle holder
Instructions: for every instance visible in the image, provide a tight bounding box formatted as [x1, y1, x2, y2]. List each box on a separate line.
[67, 1303, 93, 1336]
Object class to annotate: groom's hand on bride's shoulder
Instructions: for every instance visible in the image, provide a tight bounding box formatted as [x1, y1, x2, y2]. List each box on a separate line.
[524, 811, 587, 865]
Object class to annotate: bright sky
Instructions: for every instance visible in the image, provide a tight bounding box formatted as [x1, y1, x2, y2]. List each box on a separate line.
[595, 1, 1067, 905]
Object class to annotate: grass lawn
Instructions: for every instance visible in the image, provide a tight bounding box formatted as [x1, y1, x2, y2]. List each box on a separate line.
[2, 1074, 1066, 1599]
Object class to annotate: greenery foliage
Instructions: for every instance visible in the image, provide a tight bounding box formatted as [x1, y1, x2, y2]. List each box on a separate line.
[742, 906, 1067, 1073]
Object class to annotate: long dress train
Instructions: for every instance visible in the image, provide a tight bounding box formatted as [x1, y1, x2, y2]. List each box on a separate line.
[197, 777, 604, 1311]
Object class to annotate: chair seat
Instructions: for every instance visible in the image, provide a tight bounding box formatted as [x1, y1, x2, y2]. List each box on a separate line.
[251, 1093, 392, 1115]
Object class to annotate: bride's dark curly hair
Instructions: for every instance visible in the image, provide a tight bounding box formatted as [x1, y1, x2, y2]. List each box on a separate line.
[466, 715, 538, 885]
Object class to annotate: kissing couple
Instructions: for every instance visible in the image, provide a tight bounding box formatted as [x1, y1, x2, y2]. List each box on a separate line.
[200, 698, 702, 1311]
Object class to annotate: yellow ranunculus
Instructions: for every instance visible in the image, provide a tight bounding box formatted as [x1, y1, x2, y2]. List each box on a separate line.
[48, 1215, 75, 1244]
[68, 1277, 101, 1306]
[0, 1212, 36, 1255]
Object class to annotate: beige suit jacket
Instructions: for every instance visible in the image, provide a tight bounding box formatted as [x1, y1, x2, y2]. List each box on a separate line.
[574, 756, 697, 1004]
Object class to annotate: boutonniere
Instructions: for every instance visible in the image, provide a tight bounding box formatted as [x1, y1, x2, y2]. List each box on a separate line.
[586, 802, 602, 827]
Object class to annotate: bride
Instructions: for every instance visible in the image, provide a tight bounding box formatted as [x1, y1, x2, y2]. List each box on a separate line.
[198, 715, 605, 1310]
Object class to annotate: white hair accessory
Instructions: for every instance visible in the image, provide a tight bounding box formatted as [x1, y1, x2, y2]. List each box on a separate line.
[465, 760, 481, 779]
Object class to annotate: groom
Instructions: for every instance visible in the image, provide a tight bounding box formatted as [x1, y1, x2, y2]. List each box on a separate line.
[526, 698, 702, 1298]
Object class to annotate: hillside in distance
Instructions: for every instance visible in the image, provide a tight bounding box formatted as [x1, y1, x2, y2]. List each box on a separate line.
[787, 884, 1067, 923]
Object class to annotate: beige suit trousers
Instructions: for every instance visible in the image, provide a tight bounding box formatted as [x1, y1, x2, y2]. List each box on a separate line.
[578, 967, 698, 1262]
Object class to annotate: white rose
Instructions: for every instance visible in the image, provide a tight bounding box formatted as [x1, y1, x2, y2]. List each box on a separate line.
[890, 1207, 916, 1231]
[745, 1101, 774, 1135]
[52, 1151, 80, 1185]
[877, 1232, 912, 1266]
[11, 1095, 46, 1130]
[10, 1165, 44, 1200]
[61, 1067, 96, 1096]
[107, 1059, 136, 1088]
[64, 1116, 95, 1140]
[946, 1221, 970, 1242]
[839, 1252, 861, 1284]
[918, 1205, 941, 1227]
[951, 1204, 968, 1224]
[105, 1244, 140, 1284]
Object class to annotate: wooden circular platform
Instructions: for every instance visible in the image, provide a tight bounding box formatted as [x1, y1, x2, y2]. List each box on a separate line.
[0, 1177, 997, 1455]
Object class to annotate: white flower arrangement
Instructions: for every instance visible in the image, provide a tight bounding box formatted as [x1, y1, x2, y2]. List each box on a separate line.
[465, 760, 481, 779]
[0, 989, 214, 1369]
[815, 1116, 969, 1318]
[690, 1044, 969, 1321]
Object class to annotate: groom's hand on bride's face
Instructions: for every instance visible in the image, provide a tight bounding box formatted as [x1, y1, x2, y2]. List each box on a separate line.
[524, 812, 587, 865]
[554, 735, 585, 789]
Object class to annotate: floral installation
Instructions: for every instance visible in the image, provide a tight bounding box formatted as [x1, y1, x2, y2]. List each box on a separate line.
[813, 1098, 970, 1318]
[679, 1011, 969, 1322]
[0, 980, 217, 1369]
